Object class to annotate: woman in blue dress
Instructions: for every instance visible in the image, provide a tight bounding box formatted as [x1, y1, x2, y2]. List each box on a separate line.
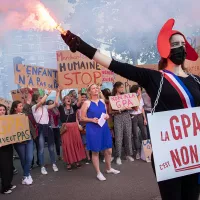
[81, 84, 120, 181]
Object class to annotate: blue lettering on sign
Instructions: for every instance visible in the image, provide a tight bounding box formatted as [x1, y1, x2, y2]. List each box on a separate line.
[37, 77, 41, 85]
[26, 66, 31, 75]
[42, 69, 47, 76]
[32, 66, 38, 75]
[19, 75, 25, 84]
[53, 70, 57, 78]
[47, 70, 52, 77]
[38, 67, 43, 76]
[16, 64, 21, 72]
[28, 77, 34, 86]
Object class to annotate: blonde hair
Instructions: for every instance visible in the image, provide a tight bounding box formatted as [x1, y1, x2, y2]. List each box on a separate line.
[87, 83, 102, 100]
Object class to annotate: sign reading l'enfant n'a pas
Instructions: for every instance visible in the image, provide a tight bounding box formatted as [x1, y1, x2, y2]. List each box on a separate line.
[14, 64, 58, 89]
[148, 107, 200, 182]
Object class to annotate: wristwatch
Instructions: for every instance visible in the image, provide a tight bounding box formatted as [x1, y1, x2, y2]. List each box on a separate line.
[46, 93, 49, 96]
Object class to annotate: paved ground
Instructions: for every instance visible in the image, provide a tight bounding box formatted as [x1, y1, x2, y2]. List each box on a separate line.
[1, 155, 162, 200]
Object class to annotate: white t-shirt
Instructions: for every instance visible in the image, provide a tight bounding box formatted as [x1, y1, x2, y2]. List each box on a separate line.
[130, 98, 144, 115]
[32, 105, 49, 125]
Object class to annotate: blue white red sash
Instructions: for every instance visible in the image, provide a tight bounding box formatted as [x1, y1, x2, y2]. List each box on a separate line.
[160, 69, 195, 108]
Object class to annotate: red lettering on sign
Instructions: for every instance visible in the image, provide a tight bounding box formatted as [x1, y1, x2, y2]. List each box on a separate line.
[64, 73, 73, 85]
[192, 113, 200, 136]
[93, 71, 101, 84]
[181, 114, 190, 138]
[81, 72, 92, 85]
[170, 145, 199, 169]
[116, 101, 121, 108]
[127, 99, 134, 107]
[161, 131, 170, 141]
[170, 115, 183, 140]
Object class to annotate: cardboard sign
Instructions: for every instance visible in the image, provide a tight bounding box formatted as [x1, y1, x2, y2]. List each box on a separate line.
[0, 97, 12, 111]
[57, 50, 102, 89]
[141, 139, 152, 162]
[102, 69, 115, 83]
[109, 93, 139, 110]
[11, 88, 39, 104]
[0, 114, 31, 147]
[185, 59, 200, 76]
[148, 107, 200, 182]
[14, 64, 58, 89]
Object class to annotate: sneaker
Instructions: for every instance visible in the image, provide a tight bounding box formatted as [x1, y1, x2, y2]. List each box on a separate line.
[52, 164, 58, 172]
[97, 172, 106, 181]
[2, 189, 12, 194]
[9, 185, 16, 190]
[136, 152, 140, 160]
[28, 175, 33, 184]
[116, 157, 122, 165]
[41, 167, 48, 175]
[22, 177, 32, 185]
[126, 156, 134, 162]
[106, 168, 120, 175]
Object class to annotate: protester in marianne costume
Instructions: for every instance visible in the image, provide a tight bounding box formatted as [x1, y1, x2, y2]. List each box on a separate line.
[61, 18, 199, 200]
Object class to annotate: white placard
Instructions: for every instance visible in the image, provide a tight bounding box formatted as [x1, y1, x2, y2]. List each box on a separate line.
[148, 107, 200, 182]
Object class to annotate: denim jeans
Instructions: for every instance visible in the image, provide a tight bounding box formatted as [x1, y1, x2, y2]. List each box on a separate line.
[14, 139, 34, 177]
[38, 124, 56, 166]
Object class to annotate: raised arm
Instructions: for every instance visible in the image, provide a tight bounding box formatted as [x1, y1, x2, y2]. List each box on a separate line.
[61, 31, 158, 88]
[48, 88, 60, 110]
[35, 89, 51, 110]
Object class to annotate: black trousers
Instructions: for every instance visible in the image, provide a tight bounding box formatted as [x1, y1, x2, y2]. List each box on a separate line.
[32, 137, 40, 166]
[0, 145, 13, 192]
[52, 128, 61, 156]
[151, 154, 199, 200]
[144, 110, 151, 139]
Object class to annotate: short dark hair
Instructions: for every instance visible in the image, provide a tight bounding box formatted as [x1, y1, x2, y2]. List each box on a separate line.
[46, 100, 54, 105]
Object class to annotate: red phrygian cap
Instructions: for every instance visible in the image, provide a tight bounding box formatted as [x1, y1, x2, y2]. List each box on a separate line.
[157, 18, 198, 61]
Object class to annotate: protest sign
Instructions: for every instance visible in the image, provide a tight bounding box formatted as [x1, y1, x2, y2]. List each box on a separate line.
[57, 50, 102, 89]
[11, 88, 39, 104]
[148, 107, 200, 182]
[0, 114, 31, 147]
[141, 139, 152, 163]
[102, 68, 115, 83]
[109, 93, 139, 110]
[185, 58, 200, 76]
[14, 64, 58, 89]
[0, 97, 12, 111]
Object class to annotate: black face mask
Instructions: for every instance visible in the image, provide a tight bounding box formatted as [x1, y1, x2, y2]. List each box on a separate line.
[169, 46, 186, 65]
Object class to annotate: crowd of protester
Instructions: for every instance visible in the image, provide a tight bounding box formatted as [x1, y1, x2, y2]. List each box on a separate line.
[0, 82, 150, 194]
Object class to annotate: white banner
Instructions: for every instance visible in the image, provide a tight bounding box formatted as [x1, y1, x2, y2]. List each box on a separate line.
[148, 107, 200, 182]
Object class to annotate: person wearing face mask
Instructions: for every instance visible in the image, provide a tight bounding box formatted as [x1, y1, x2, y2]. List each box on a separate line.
[109, 82, 134, 165]
[61, 18, 199, 200]
[59, 92, 86, 171]
[81, 84, 120, 181]
[130, 85, 148, 160]
[0, 104, 16, 194]
[10, 101, 34, 185]
[32, 89, 60, 175]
